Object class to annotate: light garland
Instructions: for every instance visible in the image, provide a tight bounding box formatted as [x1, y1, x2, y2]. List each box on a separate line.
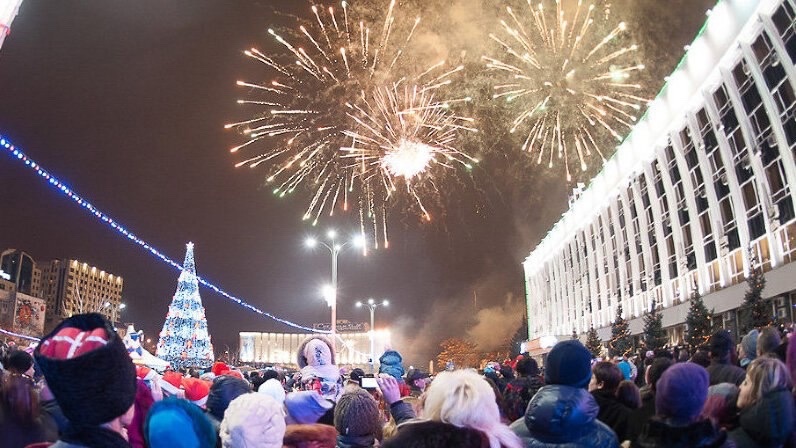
[0, 133, 327, 335]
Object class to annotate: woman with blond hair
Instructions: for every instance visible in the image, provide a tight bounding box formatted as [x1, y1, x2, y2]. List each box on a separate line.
[729, 355, 794, 447]
[391, 369, 522, 448]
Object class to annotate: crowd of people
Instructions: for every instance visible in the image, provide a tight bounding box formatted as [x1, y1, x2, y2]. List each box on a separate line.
[1, 312, 795, 447]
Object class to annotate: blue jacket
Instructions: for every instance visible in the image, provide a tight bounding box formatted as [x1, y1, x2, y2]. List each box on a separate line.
[510, 385, 619, 448]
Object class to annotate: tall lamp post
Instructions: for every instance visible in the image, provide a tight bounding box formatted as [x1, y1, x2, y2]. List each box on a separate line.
[356, 298, 389, 373]
[306, 230, 364, 352]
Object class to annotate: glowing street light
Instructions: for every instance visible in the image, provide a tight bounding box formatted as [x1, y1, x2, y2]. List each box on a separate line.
[305, 230, 365, 351]
[356, 298, 389, 373]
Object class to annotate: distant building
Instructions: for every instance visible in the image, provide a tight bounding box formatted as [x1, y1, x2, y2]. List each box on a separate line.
[524, 0, 796, 350]
[41, 259, 124, 331]
[240, 326, 391, 368]
[1, 249, 42, 296]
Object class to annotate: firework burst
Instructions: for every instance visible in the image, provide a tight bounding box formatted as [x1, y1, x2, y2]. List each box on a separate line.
[484, 0, 646, 181]
[227, 1, 475, 248]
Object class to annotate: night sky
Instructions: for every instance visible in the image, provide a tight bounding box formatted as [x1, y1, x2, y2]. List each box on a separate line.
[0, 0, 714, 366]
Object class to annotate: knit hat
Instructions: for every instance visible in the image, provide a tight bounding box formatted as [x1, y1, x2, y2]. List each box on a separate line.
[34, 312, 137, 426]
[206, 375, 252, 422]
[334, 389, 383, 440]
[183, 377, 211, 408]
[220, 393, 286, 448]
[5, 349, 33, 374]
[655, 362, 709, 424]
[378, 350, 405, 380]
[544, 340, 592, 389]
[406, 368, 430, 382]
[145, 397, 216, 448]
[258, 378, 287, 405]
[284, 390, 334, 424]
[740, 329, 759, 364]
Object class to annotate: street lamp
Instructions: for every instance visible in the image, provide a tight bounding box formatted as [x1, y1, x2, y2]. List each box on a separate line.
[306, 230, 365, 352]
[356, 298, 389, 372]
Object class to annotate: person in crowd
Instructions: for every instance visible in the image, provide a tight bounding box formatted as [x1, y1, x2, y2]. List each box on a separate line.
[33, 312, 138, 447]
[615, 380, 641, 410]
[0, 368, 58, 448]
[739, 329, 759, 368]
[757, 327, 782, 360]
[405, 368, 430, 398]
[206, 375, 252, 435]
[701, 383, 739, 431]
[283, 423, 338, 448]
[631, 362, 731, 447]
[249, 370, 265, 391]
[382, 420, 491, 448]
[145, 397, 216, 448]
[510, 340, 619, 447]
[297, 336, 343, 401]
[729, 355, 794, 447]
[706, 330, 745, 386]
[393, 368, 522, 448]
[128, 378, 156, 448]
[631, 357, 674, 438]
[347, 368, 366, 389]
[333, 388, 384, 448]
[219, 393, 286, 448]
[284, 390, 335, 425]
[378, 349, 410, 397]
[4, 349, 36, 376]
[690, 349, 711, 368]
[258, 377, 287, 405]
[589, 361, 634, 442]
[503, 357, 545, 422]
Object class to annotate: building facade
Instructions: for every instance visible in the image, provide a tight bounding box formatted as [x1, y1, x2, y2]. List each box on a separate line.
[1, 249, 42, 296]
[0, 277, 46, 338]
[41, 259, 124, 330]
[524, 0, 796, 347]
[240, 329, 392, 368]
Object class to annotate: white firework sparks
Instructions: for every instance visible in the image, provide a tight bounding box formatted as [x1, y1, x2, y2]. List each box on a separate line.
[484, 0, 646, 181]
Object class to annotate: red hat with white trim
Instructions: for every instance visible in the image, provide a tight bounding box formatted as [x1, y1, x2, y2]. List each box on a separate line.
[182, 377, 211, 408]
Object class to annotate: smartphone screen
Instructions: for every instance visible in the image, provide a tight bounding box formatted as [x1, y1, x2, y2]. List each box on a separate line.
[360, 377, 378, 389]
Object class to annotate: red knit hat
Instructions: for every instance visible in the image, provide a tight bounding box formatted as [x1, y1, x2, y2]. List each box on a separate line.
[212, 361, 230, 376]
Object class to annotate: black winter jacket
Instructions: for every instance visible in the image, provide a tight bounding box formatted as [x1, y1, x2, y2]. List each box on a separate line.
[729, 387, 795, 448]
[510, 384, 619, 448]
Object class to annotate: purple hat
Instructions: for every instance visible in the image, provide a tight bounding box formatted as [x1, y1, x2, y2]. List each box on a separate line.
[655, 363, 708, 424]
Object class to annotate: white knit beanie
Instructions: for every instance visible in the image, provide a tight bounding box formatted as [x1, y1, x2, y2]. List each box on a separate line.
[220, 393, 286, 448]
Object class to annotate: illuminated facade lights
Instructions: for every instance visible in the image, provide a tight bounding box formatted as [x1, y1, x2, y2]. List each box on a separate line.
[525, 0, 796, 345]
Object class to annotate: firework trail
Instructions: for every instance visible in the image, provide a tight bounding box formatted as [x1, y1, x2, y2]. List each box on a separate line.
[227, 1, 475, 248]
[484, 0, 646, 182]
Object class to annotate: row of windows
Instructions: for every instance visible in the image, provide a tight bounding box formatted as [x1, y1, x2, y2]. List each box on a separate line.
[529, 0, 796, 336]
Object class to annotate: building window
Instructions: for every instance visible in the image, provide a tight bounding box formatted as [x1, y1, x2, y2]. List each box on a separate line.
[771, 1, 796, 61]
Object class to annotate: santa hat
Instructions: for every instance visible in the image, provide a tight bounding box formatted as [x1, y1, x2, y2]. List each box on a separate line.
[160, 371, 184, 397]
[212, 361, 231, 376]
[183, 377, 211, 408]
[137, 365, 159, 382]
[34, 313, 137, 426]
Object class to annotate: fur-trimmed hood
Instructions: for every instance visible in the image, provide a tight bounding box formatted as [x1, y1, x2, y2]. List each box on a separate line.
[283, 424, 338, 448]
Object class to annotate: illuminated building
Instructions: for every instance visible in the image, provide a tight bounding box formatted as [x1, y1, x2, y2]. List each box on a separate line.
[524, 0, 796, 348]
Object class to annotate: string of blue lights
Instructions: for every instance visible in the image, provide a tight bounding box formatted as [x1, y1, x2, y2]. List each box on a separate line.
[0, 133, 331, 335]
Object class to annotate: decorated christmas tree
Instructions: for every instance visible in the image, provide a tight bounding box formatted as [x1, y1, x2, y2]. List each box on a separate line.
[642, 303, 667, 352]
[609, 304, 632, 357]
[739, 247, 770, 332]
[586, 326, 603, 359]
[156, 242, 214, 369]
[685, 287, 713, 349]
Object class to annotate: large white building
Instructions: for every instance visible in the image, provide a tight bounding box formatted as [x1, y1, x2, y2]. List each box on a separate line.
[524, 0, 796, 349]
